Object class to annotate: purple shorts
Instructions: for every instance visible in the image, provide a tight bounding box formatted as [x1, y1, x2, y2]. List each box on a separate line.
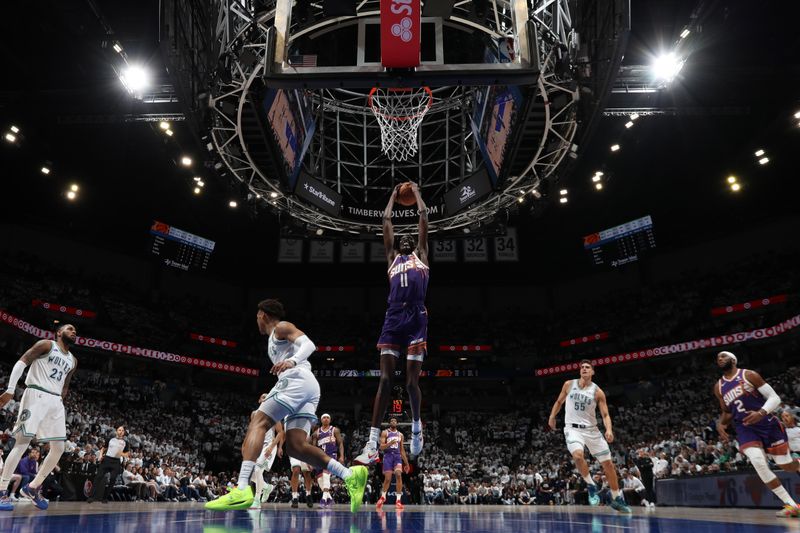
[735, 417, 789, 455]
[383, 452, 403, 473]
[377, 304, 428, 361]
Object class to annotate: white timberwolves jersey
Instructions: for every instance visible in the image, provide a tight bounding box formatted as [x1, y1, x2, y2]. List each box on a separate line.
[25, 341, 75, 396]
[268, 328, 311, 371]
[564, 380, 598, 427]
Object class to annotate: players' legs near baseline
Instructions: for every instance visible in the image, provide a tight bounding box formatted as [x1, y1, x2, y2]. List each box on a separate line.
[370, 354, 398, 428]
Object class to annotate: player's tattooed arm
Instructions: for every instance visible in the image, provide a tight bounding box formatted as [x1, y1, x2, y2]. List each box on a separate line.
[411, 182, 429, 264]
[596, 387, 614, 443]
[384, 185, 400, 264]
[547, 380, 571, 430]
[0, 339, 53, 408]
[20, 339, 53, 365]
[62, 357, 78, 399]
[714, 383, 732, 441]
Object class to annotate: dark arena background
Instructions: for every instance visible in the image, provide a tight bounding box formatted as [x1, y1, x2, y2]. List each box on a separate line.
[2, 0, 800, 531]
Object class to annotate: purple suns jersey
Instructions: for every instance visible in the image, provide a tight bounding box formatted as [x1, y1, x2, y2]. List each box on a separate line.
[317, 426, 337, 458]
[387, 253, 429, 305]
[385, 429, 402, 455]
[719, 369, 773, 427]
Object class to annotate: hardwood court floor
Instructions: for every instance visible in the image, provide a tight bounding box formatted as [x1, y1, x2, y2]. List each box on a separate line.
[1, 502, 799, 532]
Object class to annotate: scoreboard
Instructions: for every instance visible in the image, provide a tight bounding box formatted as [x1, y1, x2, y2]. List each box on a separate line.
[150, 221, 215, 271]
[583, 215, 656, 267]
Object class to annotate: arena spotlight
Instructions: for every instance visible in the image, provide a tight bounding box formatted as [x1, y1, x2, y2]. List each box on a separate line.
[559, 197, 568, 204]
[625, 121, 634, 129]
[610, 144, 620, 152]
[70, 184, 79, 192]
[758, 157, 769, 165]
[531, 189, 542, 199]
[730, 183, 741, 192]
[559, 189, 568, 196]
[40, 166, 51, 175]
[592, 175, 602, 183]
[194, 187, 201, 194]
[652, 52, 685, 82]
[193, 176, 201, 182]
[794, 111, 800, 119]
[181, 156, 192, 167]
[518, 196, 524, 203]
[270, 191, 279, 199]
[316, 228, 324, 236]
[629, 113, 639, 121]
[112, 42, 123, 54]
[119, 65, 150, 94]
[10, 125, 19, 134]
[459, 357, 468, 361]
[229, 200, 238, 208]
[165, 129, 174, 137]
[727, 175, 737, 184]
[595, 183, 603, 191]
[4, 132, 16, 143]
[159, 121, 170, 130]
[197, 180, 205, 187]
[754, 149, 765, 157]
[680, 29, 690, 39]
[66, 190, 77, 200]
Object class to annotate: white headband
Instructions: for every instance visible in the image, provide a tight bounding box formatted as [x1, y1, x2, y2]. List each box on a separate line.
[321, 413, 331, 419]
[719, 351, 737, 363]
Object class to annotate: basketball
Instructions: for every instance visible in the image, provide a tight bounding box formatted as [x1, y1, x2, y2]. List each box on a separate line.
[397, 182, 416, 206]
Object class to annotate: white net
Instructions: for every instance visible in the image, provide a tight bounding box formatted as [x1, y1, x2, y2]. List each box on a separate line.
[368, 87, 433, 162]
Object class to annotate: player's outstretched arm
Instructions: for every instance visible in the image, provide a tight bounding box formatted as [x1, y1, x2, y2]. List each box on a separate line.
[384, 185, 400, 264]
[596, 388, 614, 443]
[0, 339, 52, 408]
[411, 182, 428, 264]
[547, 380, 571, 430]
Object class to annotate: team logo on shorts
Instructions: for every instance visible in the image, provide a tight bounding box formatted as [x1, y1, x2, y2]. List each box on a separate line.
[274, 378, 289, 391]
[20, 409, 31, 422]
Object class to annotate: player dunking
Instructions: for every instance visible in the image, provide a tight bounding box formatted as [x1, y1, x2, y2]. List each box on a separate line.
[714, 351, 800, 517]
[0, 324, 78, 511]
[312, 413, 345, 508]
[548, 360, 631, 513]
[205, 299, 367, 512]
[356, 183, 428, 465]
[376, 417, 409, 510]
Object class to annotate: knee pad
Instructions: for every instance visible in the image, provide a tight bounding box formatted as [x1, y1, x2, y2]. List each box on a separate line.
[772, 453, 795, 466]
[744, 447, 777, 482]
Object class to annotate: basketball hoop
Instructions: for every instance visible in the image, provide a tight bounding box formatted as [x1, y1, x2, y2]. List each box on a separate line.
[368, 86, 433, 162]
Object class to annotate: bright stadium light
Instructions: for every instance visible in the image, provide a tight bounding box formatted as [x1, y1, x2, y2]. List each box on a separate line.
[559, 189, 568, 196]
[270, 191, 279, 199]
[559, 197, 568, 204]
[194, 187, 201, 194]
[652, 52, 685, 82]
[165, 129, 174, 137]
[754, 149, 764, 157]
[517, 196, 524, 203]
[592, 175, 602, 183]
[595, 183, 603, 191]
[758, 157, 769, 165]
[629, 113, 639, 121]
[181, 156, 192, 167]
[197, 180, 204, 187]
[315, 228, 324, 236]
[119, 65, 150, 94]
[70, 184, 79, 192]
[112, 42, 123, 54]
[193, 176, 201, 182]
[229, 200, 237, 208]
[159, 121, 170, 130]
[794, 111, 800, 119]
[727, 175, 737, 184]
[730, 183, 741, 192]
[680, 29, 690, 39]
[625, 121, 634, 129]
[40, 166, 51, 175]
[4, 133, 16, 143]
[66, 190, 77, 200]
[10, 125, 19, 134]
[610, 144, 620, 152]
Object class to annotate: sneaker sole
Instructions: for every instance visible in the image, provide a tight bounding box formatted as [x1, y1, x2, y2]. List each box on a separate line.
[20, 489, 48, 510]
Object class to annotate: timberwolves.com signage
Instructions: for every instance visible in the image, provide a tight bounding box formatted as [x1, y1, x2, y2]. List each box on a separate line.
[295, 172, 342, 216]
[444, 169, 493, 215]
[344, 203, 444, 222]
